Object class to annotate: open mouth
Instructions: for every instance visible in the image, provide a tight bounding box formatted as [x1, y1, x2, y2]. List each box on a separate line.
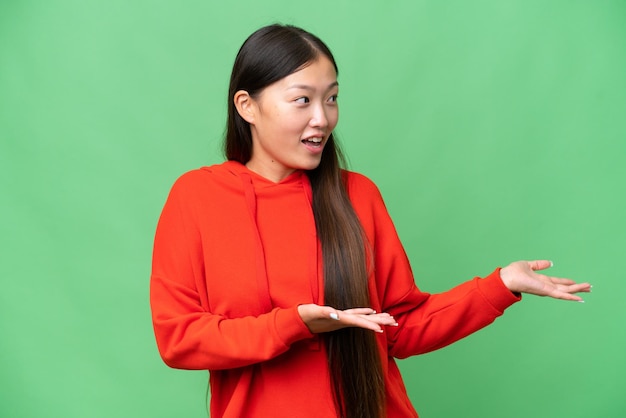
[301, 137, 323, 147]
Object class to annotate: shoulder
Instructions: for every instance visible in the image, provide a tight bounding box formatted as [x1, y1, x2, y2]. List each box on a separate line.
[164, 162, 241, 206]
[171, 161, 237, 190]
[343, 170, 384, 201]
[342, 170, 389, 218]
[342, 170, 395, 235]
[167, 168, 208, 197]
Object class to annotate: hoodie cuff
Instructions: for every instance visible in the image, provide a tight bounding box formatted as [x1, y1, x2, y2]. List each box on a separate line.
[477, 268, 522, 313]
[274, 305, 314, 347]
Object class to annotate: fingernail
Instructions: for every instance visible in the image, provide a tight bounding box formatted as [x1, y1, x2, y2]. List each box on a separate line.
[392, 323, 399, 327]
[330, 312, 339, 320]
[578, 300, 585, 304]
[376, 329, 384, 333]
[549, 261, 554, 267]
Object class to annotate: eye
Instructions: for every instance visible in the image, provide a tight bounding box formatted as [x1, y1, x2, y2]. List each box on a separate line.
[328, 94, 338, 103]
[295, 97, 310, 104]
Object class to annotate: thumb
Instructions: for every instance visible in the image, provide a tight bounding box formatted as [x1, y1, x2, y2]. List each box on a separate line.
[528, 260, 554, 271]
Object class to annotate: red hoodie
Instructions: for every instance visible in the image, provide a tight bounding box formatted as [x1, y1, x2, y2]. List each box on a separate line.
[150, 161, 520, 417]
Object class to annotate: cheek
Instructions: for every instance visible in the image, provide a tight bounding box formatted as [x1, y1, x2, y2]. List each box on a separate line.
[284, 113, 310, 132]
[328, 109, 339, 130]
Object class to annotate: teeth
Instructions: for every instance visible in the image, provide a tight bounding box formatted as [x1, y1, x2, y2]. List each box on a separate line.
[305, 137, 322, 143]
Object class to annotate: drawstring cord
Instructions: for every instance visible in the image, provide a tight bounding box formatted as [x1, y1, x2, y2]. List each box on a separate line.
[239, 172, 273, 313]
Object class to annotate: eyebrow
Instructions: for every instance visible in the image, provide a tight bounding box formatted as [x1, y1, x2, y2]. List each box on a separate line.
[286, 81, 339, 91]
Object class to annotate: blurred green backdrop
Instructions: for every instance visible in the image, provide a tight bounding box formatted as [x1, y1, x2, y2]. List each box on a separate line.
[1, 0, 625, 417]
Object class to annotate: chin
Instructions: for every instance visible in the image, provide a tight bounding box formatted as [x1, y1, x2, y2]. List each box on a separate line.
[300, 158, 323, 171]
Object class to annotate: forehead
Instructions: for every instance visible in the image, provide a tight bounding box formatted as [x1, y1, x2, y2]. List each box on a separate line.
[276, 56, 338, 89]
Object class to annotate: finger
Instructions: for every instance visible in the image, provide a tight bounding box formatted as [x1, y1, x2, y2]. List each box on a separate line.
[544, 281, 592, 301]
[532, 273, 576, 286]
[547, 276, 576, 286]
[549, 292, 584, 302]
[343, 309, 399, 326]
[338, 314, 384, 332]
[335, 310, 392, 332]
[537, 273, 592, 292]
[358, 313, 398, 326]
[545, 287, 587, 302]
[528, 260, 553, 271]
[324, 308, 399, 332]
[554, 282, 592, 294]
[343, 308, 377, 315]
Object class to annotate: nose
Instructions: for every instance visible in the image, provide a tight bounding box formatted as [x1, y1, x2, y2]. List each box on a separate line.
[309, 104, 329, 129]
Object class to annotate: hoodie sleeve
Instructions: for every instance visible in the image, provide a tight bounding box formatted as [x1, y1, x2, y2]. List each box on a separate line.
[347, 173, 521, 359]
[150, 172, 313, 371]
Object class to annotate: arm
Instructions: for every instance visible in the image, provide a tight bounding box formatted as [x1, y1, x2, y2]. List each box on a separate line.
[385, 268, 520, 359]
[149, 174, 313, 370]
[386, 261, 590, 359]
[347, 173, 588, 359]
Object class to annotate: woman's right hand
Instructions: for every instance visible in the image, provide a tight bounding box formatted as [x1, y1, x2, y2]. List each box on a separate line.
[297, 304, 398, 334]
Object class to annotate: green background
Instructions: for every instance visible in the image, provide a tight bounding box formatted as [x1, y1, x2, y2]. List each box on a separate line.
[2, 1, 625, 417]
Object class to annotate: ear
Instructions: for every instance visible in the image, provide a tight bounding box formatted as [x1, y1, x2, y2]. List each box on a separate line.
[234, 90, 256, 124]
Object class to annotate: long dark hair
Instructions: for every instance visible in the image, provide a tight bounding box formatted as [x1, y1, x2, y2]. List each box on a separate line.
[224, 24, 385, 418]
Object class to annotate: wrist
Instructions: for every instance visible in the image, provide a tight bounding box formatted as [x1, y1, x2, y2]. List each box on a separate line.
[499, 266, 516, 293]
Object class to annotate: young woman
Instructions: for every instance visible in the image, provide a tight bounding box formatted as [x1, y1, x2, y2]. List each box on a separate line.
[150, 24, 591, 418]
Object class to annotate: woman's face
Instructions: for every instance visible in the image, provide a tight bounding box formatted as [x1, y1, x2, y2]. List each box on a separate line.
[240, 56, 339, 183]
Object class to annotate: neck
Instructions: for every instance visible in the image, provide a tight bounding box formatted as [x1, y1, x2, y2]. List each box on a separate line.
[244, 160, 297, 183]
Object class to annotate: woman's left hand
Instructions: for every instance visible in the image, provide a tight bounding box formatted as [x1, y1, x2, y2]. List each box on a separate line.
[500, 260, 591, 302]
